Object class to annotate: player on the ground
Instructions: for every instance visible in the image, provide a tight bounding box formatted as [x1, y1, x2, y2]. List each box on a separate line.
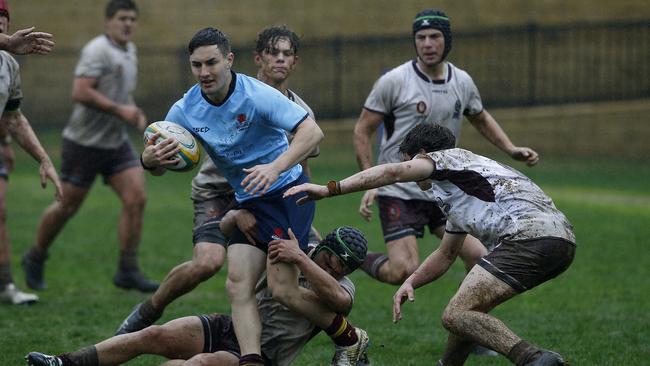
[285, 123, 575, 366]
[21, 0, 158, 293]
[26, 225, 368, 366]
[354, 9, 538, 286]
[0, 0, 63, 305]
[142, 27, 368, 366]
[115, 25, 321, 336]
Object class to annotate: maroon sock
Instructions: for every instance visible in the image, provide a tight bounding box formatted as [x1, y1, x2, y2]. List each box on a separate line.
[325, 314, 358, 346]
[239, 353, 264, 366]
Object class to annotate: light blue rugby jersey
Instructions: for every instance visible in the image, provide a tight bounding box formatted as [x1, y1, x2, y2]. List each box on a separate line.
[165, 72, 309, 202]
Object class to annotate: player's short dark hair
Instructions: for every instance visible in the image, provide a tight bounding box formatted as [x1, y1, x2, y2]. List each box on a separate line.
[255, 25, 300, 55]
[399, 123, 456, 156]
[188, 27, 231, 56]
[105, 0, 138, 19]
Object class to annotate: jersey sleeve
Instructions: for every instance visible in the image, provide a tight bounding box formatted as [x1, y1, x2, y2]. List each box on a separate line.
[6, 55, 22, 109]
[164, 103, 189, 129]
[339, 277, 356, 305]
[257, 86, 309, 132]
[462, 75, 483, 116]
[363, 71, 399, 115]
[74, 41, 106, 79]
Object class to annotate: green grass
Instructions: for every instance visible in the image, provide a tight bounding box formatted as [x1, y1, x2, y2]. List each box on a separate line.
[2, 131, 650, 365]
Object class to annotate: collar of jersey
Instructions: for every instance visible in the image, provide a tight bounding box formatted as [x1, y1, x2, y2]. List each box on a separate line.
[201, 70, 237, 107]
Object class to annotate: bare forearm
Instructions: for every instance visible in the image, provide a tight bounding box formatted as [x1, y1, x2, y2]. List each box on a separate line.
[338, 161, 428, 195]
[353, 129, 374, 171]
[407, 250, 454, 289]
[73, 87, 123, 116]
[296, 256, 351, 314]
[469, 111, 516, 154]
[274, 120, 323, 173]
[6, 113, 50, 162]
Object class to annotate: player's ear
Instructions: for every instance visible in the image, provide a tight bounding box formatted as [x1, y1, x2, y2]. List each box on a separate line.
[254, 53, 262, 66]
[226, 52, 235, 67]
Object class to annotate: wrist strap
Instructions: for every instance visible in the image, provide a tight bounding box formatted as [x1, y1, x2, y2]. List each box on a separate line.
[140, 155, 156, 171]
[327, 180, 341, 196]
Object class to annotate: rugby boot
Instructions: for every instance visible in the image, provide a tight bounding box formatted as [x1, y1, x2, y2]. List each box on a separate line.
[24, 352, 63, 366]
[331, 328, 370, 366]
[526, 350, 568, 366]
[21, 252, 47, 290]
[113, 269, 159, 292]
[0, 283, 38, 305]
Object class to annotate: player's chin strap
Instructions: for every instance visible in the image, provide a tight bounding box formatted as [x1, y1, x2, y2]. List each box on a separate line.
[311, 228, 363, 272]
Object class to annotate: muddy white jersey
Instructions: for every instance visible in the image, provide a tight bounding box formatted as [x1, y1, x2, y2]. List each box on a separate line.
[421, 149, 575, 249]
[190, 89, 317, 201]
[364, 60, 483, 201]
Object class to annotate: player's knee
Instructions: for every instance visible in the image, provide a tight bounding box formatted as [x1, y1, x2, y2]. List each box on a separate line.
[123, 192, 147, 212]
[441, 304, 463, 332]
[225, 276, 250, 302]
[388, 264, 415, 285]
[57, 200, 82, 219]
[191, 256, 223, 280]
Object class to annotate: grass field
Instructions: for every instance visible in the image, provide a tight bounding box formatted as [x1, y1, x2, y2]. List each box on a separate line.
[1, 130, 649, 365]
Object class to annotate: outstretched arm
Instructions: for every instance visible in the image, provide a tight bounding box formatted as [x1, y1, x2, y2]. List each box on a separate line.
[467, 110, 539, 166]
[2, 110, 62, 200]
[284, 157, 435, 204]
[1, 27, 54, 55]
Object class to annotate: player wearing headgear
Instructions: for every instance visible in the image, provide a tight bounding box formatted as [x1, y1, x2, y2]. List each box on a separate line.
[21, 0, 159, 293]
[0, 0, 63, 305]
[26, 226, 370, 366]
[353, 9, 539, 287]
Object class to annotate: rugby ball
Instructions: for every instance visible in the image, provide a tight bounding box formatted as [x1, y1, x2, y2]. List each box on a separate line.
[143, 121, 201, 172]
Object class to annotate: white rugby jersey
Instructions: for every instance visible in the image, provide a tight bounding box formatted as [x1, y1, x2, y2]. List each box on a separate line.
[420, 149, 575, 249]
[63, 34, 138, 149]
[0, 51, 22, 113]
[190, 88, 317, 201]
[364, 60, 483, 200]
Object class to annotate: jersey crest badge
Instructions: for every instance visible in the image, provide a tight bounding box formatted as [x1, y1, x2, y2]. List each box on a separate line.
[416, 101, 427, 114]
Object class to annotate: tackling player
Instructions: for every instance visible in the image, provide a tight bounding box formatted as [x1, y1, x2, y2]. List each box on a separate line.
[285, 123, 574, 366]
[21, 0, 159, 293]
[26, 226, 369, 366]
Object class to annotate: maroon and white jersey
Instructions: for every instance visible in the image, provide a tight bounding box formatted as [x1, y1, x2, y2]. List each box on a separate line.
[420, 149, 575, 249]
[364, 60, 483, 201]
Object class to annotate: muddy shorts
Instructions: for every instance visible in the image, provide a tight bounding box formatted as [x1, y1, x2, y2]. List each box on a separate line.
[479, 236, 576, 293]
